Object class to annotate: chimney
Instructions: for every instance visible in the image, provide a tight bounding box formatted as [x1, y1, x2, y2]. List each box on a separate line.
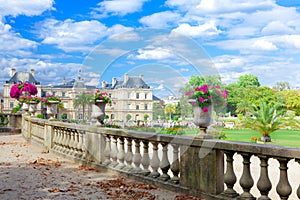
[62, 77, 66, 85]
[124, 73, 129, 83]
[102, 81, 106, 88]
[140, 74, 144, 80]
[112, 77, 117, 86]
[10, 68, 16, 77]
[30, 69, 35, 77]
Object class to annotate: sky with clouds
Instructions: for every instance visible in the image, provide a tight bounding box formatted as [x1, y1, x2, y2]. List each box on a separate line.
[1, 0, 300, 97]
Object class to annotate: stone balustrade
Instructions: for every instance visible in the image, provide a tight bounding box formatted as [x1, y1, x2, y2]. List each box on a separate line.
[22, 116, 300, 200]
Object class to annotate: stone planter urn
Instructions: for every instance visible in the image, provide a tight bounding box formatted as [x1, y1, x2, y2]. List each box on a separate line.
[28, 102, 38, 117]
[91, 100, 107, 125]
[189, 99, 213, 139]
[46, 101, 59, 120]
[22, 103, 30, 116]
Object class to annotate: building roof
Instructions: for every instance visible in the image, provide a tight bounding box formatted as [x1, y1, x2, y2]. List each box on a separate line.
[104, 75, 150, 89]
[6, 72, 40, 85]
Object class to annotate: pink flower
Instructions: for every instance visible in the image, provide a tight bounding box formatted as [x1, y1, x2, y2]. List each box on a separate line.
[199, 85, 209, 93]
[222, 93, 228, 99]
[202, 107, 209, 112]
[207, 96, 212, 99]
[198, 97, 205, 102]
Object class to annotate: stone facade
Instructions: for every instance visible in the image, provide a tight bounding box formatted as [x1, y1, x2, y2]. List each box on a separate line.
[3, 69, 153, 122]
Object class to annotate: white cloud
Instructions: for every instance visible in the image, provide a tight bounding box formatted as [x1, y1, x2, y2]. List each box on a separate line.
[0, 21, 37, 56]
[135, 47, 174, 60]
[139, 11, 181, 28]
[172, 21, 221, 37]
[39, 19, 134, 52]
[0, 0, 54, 17]
[93, 0, 149, 17]
[262, 21, 295, 35]
[251, 39, 278, 51]
[193, 0, 274, 14]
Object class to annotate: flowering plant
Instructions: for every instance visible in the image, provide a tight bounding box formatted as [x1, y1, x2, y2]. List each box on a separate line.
[43, 95, 62, 105]
[25, 96, 41, 104]
[185, 85, 228, 112]
[10, 82, 38, 99]
[93, 90, 112, 105]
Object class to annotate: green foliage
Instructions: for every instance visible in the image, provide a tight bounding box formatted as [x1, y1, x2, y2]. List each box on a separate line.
[36, 114, 46, 119]
[0, 115, 9, 127]
[165, 104, 176, 120]
[144, 114, 149, 121]
[237, 74, 260, 87]
[61, 113, 67, 119]
[158, 126, 185, 135]
[152, 102, 165, 120]
[11, 103, 22, 114]
[281, 90, 300, 115]
[241, 100, 300, 140]
[126, 114, 132, 122]
[73, 91, 93, 120]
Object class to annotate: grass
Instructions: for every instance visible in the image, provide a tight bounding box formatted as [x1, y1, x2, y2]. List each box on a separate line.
[222, 128, 300, 148]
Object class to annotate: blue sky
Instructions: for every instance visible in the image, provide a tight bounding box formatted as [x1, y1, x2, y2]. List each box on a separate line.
[1, 0, 300, 97]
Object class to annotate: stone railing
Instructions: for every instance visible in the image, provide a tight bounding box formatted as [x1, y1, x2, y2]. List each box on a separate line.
[0, 113, 22, 133]
[22, 116, 300, 200]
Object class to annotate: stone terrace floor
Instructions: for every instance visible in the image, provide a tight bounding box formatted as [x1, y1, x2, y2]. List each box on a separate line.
[0, 132, 201, 200]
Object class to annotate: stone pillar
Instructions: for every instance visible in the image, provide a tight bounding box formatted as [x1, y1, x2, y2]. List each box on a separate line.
[180, 145, 224, 195]
[44, 121, 53, 152]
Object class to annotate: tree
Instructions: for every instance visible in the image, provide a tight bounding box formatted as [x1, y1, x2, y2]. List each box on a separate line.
[237, 74, 260, 87]
[144, 114, 149, 121]
[126, 114, 132, 122]
[236, 100, 251, 115]
[73, 91, 93, 121]
[165, 104, 176, 120]
[273, 82, 290, 91]
[281, 90, 300, 115]
[153, 102, 165, 120]
[242, 101, 299, 142]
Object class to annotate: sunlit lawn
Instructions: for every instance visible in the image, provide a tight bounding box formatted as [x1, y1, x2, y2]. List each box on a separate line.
[221, 128, 300, 148]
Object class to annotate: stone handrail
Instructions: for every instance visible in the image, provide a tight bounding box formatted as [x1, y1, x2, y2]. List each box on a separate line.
[22, 116, 300, 200]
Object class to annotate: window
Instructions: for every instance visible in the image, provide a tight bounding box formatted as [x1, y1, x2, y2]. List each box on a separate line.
[136, 93, 139, 99]
[111, 114, 115, 119]
[41, 91, 46, 97]
[145, 93, 147, 99]
[136, 104, 139, 110]
[10, 102, 14, 108]
[127, 104, 131, 110]
[52, 91, 56, 96]
[79, 114, 83, 120]
[62, 92, 66, 97]
[144, 104, 148, 110]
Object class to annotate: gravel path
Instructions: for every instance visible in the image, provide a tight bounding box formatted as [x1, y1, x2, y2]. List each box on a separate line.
[0, 133, 200, 200]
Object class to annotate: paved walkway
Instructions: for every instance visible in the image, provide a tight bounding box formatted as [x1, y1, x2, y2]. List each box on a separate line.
[0, 133, 200, 200]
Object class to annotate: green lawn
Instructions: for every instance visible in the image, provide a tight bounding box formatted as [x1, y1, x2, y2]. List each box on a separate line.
[222, 128, 300, 148]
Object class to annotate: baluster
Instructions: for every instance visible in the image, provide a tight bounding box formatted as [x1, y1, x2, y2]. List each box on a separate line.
[76, 131, 83, 158]
[297, 159, 300, 199]
[276, 158, 292, 200]
[79, 131, 86, 159]
[53, 127, 58, 150]
[57, 127, 64, 152]
[149, 142, 160, 178]
[73, 130, 79, 157]
[64, 129, 71, 154]
[170, 144, 179, 184]
[109, 136, 118, 168]
[61, 129, 67, 152]
[116, 137, 125, 170]
[222, 151, 239, 198]
[239, 153, 255, 199]
[103, 134, 111, 166]
[257, 155, 271, 200]
[132, 139, 142, 173]
[158, 142, 170, 181]
[141, 140, 150, 176]
[69, 130, 75, 156]
[123, 138, 133, 172]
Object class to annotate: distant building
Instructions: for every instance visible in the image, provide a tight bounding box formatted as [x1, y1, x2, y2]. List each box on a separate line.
[3, 68, 42, 113]
[3, 69, 154, 122]
[102, 73, 153, 121]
